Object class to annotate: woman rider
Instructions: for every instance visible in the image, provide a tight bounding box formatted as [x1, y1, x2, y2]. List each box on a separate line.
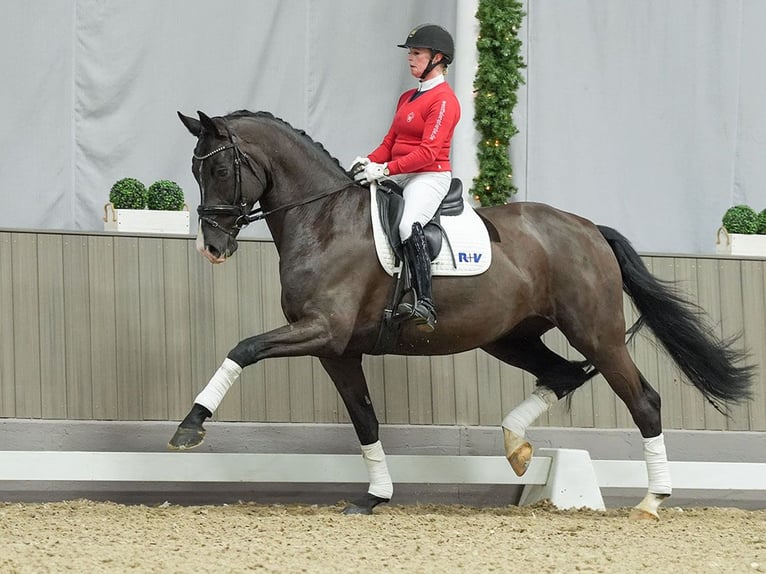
[352, 24, 461, 333]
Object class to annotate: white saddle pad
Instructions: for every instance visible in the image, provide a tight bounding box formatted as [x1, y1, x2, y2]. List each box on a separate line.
[370, 184, 492, 277]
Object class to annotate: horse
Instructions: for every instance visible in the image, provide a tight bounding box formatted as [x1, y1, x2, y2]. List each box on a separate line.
[169, 109, 753, 519]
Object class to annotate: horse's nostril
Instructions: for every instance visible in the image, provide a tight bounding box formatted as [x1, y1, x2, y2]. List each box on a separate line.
[206, 245, 221, 258]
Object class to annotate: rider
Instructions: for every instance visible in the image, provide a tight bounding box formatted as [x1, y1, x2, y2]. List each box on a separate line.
[351, 24, 461, 333]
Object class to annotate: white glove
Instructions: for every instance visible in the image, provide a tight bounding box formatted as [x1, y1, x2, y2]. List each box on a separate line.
[349, 156, 370, 181]
[349, 156, 370, 171]
[362, 162, 389, 184]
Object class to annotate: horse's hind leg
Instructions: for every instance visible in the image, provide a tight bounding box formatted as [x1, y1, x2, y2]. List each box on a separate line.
[486, 334, 671, 518]
[319, 356, 392, 515]
[591, 345, 671, 519]
[482, 336, 583, 476]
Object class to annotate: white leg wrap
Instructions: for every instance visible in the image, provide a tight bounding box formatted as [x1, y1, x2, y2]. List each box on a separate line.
[193, 358, 242, 414]
[361, 441, 393, 500]
[643, 433, 672, 495]
[501, 387, 558, 437]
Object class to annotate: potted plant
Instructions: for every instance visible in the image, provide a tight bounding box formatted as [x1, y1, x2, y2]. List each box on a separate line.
[147, 179, 186, 211]
[109, 177, 148, 209]
[104, 178, 189, 234]
[716, 204, 766, 256]
[758, 209, 766, 235]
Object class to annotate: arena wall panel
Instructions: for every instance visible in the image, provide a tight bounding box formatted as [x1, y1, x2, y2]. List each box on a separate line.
[0, 230, 763, 431]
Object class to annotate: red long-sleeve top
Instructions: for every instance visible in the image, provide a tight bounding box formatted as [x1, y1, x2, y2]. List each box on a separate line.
[368, 81, 460, 175]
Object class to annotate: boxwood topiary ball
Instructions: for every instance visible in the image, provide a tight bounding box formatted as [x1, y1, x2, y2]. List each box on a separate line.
[757, 209, 766, 235]
[722, 205, 758, 234]
[147, 180, 185, 211]
[109, 177, 148, 210]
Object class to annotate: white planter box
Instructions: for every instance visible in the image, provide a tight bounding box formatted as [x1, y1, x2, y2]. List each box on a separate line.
[716, 227, 766, 256]
[103, 203, 190, 235]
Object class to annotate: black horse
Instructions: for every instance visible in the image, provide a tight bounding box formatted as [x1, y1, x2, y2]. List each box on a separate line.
[169, 110, 752, 518]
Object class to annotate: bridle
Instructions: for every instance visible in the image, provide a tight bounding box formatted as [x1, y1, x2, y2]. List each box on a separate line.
[193, 121, 352, 239]
[193, 124, 266, 239]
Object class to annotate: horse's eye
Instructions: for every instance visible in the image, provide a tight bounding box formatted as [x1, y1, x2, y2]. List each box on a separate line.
[214, 166, 230, 179]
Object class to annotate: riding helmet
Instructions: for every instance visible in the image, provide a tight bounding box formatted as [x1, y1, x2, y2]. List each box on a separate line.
[398, 24, 454, 64]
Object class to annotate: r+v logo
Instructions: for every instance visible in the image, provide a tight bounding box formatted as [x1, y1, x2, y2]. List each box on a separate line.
[458, 252, 483, 263]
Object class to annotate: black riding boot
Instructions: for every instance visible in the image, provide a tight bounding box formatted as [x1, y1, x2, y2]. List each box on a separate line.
[397, 222, 436, 332]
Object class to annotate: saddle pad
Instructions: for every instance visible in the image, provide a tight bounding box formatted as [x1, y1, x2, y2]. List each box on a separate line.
[370, 185, 492, 277]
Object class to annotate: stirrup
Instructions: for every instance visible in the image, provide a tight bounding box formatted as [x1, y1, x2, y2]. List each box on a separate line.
[396, 301, 436, 332]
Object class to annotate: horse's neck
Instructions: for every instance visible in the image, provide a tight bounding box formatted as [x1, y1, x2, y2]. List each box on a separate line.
[239, 118, 367, 251]
[266, 181, 370, 255]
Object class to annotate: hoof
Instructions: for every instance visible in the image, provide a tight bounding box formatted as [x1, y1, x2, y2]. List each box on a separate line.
[503, 428, 533, 477]
[629, 492, 669, 521]
[508, 442, 533, 476]
[342, 493, 389, 515]
[629, 507, 660, 521]
[342, 503, 374, 516]
[168, 426, 206, 450]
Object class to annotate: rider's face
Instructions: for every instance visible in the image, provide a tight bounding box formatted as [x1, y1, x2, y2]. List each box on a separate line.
[407, 47, 440, 79]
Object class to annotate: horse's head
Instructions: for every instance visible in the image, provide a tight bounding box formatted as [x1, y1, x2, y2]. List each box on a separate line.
[179, 111, 266, 264]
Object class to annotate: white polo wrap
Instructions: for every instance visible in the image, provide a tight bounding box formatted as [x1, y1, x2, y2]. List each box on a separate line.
[194, 358, 242, 414]
[501, 387, 558, 437]
[361, 440, 393, 500]
[643, 433, 673, 495]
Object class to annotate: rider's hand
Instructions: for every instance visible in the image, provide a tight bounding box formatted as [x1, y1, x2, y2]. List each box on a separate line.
[362, 162, 389, 184]
[349, 156, 370, 182]
[349, 156, 369, 171]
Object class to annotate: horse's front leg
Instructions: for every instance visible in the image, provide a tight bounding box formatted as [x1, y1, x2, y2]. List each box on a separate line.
[168, 319, 333, 450]
[320, 356, 392, 515]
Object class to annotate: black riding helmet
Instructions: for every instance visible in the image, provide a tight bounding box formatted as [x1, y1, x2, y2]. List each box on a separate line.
[398, 24, 454, 79]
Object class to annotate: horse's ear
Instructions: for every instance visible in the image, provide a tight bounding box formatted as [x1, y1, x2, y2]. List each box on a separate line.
[197, 111, 226, 137]
[178, 112, 201, 137]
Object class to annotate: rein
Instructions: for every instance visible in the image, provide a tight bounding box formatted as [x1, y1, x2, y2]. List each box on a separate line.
[247, 186, 351, 221]
[194, 123, 350, 237]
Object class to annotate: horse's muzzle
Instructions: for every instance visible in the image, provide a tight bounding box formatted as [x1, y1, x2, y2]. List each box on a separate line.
[196, 229, 237, 263]
[200, 247, 227, 264]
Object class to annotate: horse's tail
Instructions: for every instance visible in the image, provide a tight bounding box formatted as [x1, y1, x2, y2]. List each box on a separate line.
[597, 225, 754, 413]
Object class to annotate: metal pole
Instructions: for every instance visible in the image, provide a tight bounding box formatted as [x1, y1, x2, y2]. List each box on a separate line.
[452, 0, 480, 206]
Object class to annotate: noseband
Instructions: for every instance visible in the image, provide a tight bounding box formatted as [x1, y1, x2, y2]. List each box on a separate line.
[194, 120, 354, 239]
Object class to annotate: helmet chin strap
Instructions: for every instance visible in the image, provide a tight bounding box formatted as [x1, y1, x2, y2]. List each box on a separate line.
[419, 51, 442, 80]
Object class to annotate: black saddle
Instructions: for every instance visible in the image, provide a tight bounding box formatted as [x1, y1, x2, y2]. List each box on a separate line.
[376, 178, 464, 261]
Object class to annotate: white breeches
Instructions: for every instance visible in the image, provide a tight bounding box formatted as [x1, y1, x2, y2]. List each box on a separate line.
[389, 171, 452, 241]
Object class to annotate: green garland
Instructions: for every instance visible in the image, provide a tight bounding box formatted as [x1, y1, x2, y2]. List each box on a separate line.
[472, 0, 526, 206]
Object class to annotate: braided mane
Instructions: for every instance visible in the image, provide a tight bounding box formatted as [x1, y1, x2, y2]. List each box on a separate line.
[227, 109, 347, 173]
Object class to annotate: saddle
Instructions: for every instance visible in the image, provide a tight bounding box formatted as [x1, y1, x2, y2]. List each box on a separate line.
[371, 178, 465, 354]
[376, 178, 464, 262]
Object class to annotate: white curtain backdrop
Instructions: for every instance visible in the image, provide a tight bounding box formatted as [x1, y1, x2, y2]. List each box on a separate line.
[1, 0, 765, 254]
[512, 0, 766, 254]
